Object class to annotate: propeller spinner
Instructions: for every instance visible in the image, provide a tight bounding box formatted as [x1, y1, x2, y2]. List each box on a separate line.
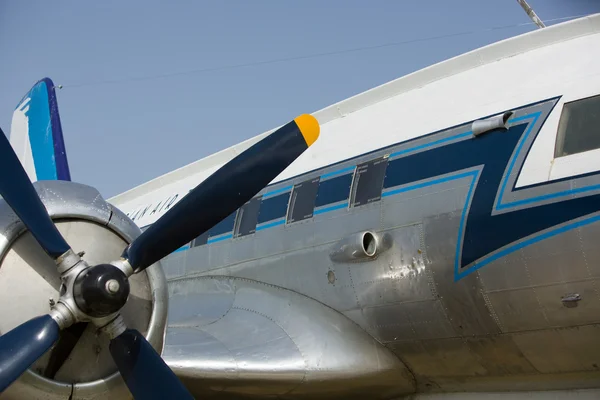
[0, 114, 320, 399]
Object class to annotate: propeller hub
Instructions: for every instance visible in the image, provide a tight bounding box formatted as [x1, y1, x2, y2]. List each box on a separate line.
[105, 279, 121, 294]
[73, 264, 130, 318]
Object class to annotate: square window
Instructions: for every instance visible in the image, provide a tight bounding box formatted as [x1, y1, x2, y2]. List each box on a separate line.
[555, 94, 600, 157]
[257, 192, 290, 224]
[315, 173, 353, 208]
[351, 156, 388, 207]
[234, 197, 261, 237]
[209, 211, 237, 237]
[192, 232, 208, 247]
[287, 178, 320, 223]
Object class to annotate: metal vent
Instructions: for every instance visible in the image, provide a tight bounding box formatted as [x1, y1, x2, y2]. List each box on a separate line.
[472, 111, 514, 137]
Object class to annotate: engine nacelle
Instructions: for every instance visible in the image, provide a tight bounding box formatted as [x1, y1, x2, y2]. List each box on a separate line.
[0, 180, 168, 399]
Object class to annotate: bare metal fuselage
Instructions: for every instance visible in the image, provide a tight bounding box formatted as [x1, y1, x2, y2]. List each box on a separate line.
[129, 15, 600, 398]
[3, 13, 600, 400]
[159, 96, 600, 399]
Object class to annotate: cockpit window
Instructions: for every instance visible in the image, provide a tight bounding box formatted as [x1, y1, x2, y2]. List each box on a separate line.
[555, 94, 600, 158]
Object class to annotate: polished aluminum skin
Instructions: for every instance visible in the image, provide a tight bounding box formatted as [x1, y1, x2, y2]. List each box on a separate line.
[158, 98, 600, 398]
[166, 275, 413, 398]
[3, 112, 600, 399]
[0, 181, 168, 400]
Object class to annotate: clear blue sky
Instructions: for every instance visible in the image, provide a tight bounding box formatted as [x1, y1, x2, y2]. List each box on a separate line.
[1, 1, 599, 198]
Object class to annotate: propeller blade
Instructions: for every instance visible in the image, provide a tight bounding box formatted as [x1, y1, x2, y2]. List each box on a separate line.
[122, 114, 319, 272]
[0, 128, 71, 260]
[109, 329, 193, 399]
[0, 315, 60, 392]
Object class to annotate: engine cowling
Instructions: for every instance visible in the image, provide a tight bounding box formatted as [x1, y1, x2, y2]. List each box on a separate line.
[0, 180, 168, 399]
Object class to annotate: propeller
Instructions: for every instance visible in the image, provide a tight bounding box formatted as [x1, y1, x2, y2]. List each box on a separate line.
[0, 114, 320, 398]
[110, 329, 194, 399]
[0, 315, 59, 393]
[0, 127, 71, 260]
[122, 114, 320, 272]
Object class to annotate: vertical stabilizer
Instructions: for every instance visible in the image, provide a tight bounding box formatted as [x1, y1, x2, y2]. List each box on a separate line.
[10, 78, 71, 182]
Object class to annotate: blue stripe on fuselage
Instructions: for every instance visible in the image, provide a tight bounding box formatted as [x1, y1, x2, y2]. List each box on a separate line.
[150, 97, 600, 282]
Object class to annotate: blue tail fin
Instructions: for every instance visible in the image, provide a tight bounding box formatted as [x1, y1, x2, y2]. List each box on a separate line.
[9, 78, 71, 182]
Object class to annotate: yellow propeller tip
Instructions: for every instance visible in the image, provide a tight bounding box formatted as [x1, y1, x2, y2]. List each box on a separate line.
[295, 114, 320, 147]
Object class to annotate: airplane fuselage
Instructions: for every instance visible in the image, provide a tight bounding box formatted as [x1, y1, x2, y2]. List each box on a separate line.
[99, 13, 600, 399]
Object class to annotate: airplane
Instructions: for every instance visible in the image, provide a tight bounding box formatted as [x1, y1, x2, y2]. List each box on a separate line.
[1, 11, 600, 400]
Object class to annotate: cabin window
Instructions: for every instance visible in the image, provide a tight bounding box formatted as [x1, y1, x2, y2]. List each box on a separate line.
[287, 178, 320, 223]
[257, 192, 290, 225]
[192, 232, 208, 247]
[234, 197, 261, 237]
[315, 172, 353, 208]
[351, 156, 388, 207]
[555, 94, 600, 157]
[192, 211, 237, 246]
[210, 212, 237, 236]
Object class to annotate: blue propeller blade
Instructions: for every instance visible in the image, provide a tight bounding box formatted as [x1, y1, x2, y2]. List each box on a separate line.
[122, 115, 319, 272]
[0, 315, 60, 393]
[109, 329, 193, 399]
[0, 128, 71, 259]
